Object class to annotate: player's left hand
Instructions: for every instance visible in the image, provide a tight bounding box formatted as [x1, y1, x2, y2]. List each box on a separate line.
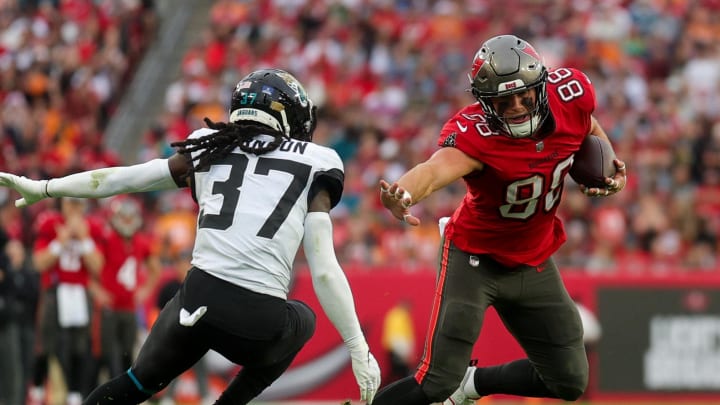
[0, 172, 49, 207]
[379, 180, 420, 226]
[581, 159, 627, 197]
[349, 347, 381, 404]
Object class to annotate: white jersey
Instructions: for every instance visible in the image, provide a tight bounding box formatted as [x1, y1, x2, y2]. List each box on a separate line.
[187, 128, 344, 299]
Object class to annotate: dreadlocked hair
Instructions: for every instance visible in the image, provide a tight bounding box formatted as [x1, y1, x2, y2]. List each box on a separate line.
[171, 117, 287, 178]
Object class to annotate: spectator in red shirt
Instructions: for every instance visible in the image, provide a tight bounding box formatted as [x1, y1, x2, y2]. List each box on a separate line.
[87, 196, 161, 393]
[29, 197, 104, 405]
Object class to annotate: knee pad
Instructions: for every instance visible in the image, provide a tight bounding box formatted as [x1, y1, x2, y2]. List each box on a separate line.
[546, 371, 587, 401]
[440, 301, 483, 344]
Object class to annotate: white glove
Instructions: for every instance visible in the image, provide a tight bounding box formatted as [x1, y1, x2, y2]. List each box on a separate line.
[0, 173, 48, 207]
[348, 339, 381, 404]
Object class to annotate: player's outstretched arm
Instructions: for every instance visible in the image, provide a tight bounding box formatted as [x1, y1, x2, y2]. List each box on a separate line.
[380, 147, 483, 225]
[303, 211, 381, 403]
[0, 158, 180, 207]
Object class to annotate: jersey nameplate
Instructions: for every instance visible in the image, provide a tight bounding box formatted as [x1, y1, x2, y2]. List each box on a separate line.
[242, 139, 308, 155]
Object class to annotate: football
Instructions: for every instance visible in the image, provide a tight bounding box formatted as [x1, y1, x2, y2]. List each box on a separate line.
[568, 134, 617, 188]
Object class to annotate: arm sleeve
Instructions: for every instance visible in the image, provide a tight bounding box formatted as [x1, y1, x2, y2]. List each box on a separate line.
[47, 159, 178, 198]
[308, 168, 344, 209]
[303, 212, 364, 345]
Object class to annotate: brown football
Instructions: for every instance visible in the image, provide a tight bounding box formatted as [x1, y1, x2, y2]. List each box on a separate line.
[569, 134, 616, 188]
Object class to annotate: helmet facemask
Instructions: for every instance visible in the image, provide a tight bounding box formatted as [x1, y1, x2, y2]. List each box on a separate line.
[474, 77, 549, 138]
[469, 35, 550, 139]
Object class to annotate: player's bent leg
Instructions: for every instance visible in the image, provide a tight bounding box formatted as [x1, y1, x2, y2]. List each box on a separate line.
[533, 345, 588, 401]
[418, 300, 483, 402]
[372, 376, 431, 405]
[216, 354, 297, 405]
[547, 369, 587, 401]
[82, 371, 153, 405]
[213, 300, 316, 405]
[375, 242, 491, 404]
[472, 358, 587, 401]
[120, 293, 210, 400]
[418, 248, 491, 402]
[493, 260, 588, 401]
[472, 359, 554, 398]
[277, 300, 317, 358]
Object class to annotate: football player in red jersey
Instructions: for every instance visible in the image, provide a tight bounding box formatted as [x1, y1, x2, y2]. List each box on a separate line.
[87, 196, 162, 391]
[375, 35, 627, 405]
[29, 197, 104, 405]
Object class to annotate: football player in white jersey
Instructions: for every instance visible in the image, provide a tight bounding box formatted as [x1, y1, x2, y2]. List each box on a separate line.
[0, 68, 381, 405]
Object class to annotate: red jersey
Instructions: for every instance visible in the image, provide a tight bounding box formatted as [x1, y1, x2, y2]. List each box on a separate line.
[437, 68, 596, 267]
[99, 227, 154, 311]
[33, 211, 105, 288]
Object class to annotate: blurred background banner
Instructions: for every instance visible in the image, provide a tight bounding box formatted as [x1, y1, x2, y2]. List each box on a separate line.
[275, 269, 720, 402]
[597, 284, 720, 396]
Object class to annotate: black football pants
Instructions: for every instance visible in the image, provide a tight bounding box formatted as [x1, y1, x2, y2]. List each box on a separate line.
[374, 239, 587, 404]
[83, 268, 316, 405]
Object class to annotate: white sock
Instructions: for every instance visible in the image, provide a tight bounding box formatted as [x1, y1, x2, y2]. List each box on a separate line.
[67, 391, 83, 405]
[29, 386, 45, 401]
[462, 367, 480, 398]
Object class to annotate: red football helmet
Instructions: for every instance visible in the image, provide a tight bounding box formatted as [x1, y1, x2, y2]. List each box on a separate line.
[468, 35, 549, 138]
[109, 196, 143, 237]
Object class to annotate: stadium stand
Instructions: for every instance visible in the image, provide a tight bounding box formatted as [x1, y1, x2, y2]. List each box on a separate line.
[3, 0, 720, 273]
[135, 0, 720, 273]
[3, 1, 720, 404]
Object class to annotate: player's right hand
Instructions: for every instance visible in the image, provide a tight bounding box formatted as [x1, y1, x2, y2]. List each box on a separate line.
[581, 159, 627, 197]
[349, 346, 381, 404]
[0, 172, 49, 207]
[379, 179, 420, 226]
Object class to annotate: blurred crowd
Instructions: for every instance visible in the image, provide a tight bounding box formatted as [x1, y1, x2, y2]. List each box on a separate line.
[1, 0, 720, 307]
[0, 0, 158, 247]
[137, 0, 720, 274]
[1, 0, 720, 403]
[0, 1, 162, 404]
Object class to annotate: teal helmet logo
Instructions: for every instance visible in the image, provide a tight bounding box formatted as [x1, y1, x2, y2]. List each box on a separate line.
[277, 71, 310, 108]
